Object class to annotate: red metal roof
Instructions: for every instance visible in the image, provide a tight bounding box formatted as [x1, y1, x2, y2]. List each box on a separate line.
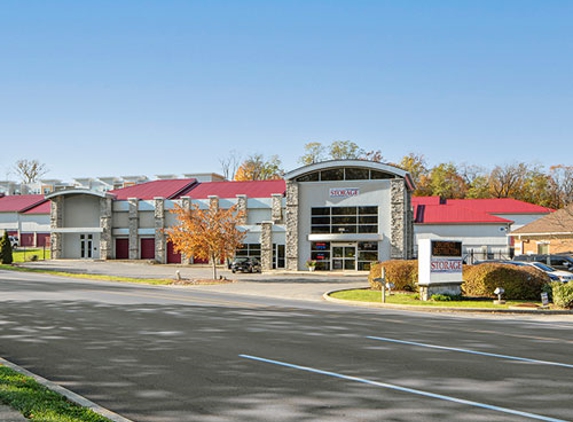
[446, 198, 554, 214]
[185, 180, 286, 199]
[0, 195, 47, 213]
[23, 201, 51, 214]
[412, 196, 553, 224]
[414, 204, 512, 224]
[110, 179, 198, 200]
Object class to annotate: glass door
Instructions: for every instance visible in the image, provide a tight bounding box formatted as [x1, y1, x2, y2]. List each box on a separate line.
[80, 234, 93, 259]
[331, 243, 356, 270]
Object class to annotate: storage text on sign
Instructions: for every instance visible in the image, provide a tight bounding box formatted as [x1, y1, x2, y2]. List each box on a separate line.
[329, 188, 359, 198]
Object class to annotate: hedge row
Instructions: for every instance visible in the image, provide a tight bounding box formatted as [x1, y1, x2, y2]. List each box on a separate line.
[368, 260, 550, 301]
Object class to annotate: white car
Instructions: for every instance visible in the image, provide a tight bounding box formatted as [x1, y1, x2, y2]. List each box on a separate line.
[526, 262, 573, 283]
[8, 235, 18, 248]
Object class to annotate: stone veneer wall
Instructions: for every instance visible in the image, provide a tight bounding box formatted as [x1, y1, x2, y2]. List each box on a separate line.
[272, 194, 283, 223]
[99, 197, 113, 260]
[390, 179, 413, 259]
[261, 222, 273, 271]
[154, 197, 165, 263]
[285, 180, 299, 270]
[236, 195, 248, 224]
[128, 198, 139, 260]
[50, 196, 63, 259]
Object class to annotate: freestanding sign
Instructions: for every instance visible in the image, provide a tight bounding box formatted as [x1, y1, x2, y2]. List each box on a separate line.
[418, 239, 463, 301]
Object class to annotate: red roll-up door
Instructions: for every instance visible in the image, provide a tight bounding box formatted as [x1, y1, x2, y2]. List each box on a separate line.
[20, 233, 34, 247]
[37, 233, 50, 248]
[115, 238, 129, 259]
[140, 238, 155, 260]
[167, 241, 181, 264]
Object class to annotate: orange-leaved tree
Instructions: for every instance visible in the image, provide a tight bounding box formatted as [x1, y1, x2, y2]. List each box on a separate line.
[166, 203, 247, 279]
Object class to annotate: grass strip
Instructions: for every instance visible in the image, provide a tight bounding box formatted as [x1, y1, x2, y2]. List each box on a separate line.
[0, 264, 174, 285]
[330, 289, 541, 309]
[0, 365, 112, 422]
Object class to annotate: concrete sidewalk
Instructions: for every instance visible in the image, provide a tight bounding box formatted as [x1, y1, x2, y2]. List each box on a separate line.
[0, 406, 27, 422]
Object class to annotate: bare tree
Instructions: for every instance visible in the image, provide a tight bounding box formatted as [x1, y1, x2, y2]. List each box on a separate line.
[14, 159, 48, 184]
[219, 151, 242, 181]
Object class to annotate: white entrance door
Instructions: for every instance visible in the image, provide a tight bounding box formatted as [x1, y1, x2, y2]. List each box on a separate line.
[80, 234, 93, 259]
[331, 243, 356, 270]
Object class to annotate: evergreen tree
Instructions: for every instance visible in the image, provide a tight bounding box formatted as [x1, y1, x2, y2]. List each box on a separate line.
[0, 232, 13, 265]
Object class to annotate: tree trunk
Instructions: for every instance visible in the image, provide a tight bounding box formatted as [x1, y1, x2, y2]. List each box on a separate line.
[211, 253, 218, 280]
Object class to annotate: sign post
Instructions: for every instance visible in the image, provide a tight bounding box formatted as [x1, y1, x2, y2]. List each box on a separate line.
[418, 239, 463, 301]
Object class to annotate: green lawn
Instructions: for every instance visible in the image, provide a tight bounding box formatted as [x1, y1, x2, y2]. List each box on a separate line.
[0, 365, 112, 422]
[12, 248, 51, 263]
[330, 289, 543, 309]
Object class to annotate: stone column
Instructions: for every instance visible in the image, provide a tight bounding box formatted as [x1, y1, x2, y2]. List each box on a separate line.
[261, 221, 273, 271]
[99, 197, 113, 260]
[390, 179, 412, 259]
[128, 198, 139, 260]
[236, 194, 248, 224]
[271, 193, 283, 223]
[209, 195, 219, 211]
[154, 197, 165, 263]
[285, 181, 299, 271]
[50, 196, 63, 259]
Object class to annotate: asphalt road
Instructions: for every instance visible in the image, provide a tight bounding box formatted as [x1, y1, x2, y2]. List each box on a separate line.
[1, 269, 573, 421]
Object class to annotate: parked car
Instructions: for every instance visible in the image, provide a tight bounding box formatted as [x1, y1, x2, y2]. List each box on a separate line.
[521, 261, 573, 283]
[230, 257, 262, 273]
[473, 260, 562, 281]
[513, 254, 573, 271]
[8, 236, 18, 248]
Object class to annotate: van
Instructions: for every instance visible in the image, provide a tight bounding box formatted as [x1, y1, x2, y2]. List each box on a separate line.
[513, 254, 573, 271]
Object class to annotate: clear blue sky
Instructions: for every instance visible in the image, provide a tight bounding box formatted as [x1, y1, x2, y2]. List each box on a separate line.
[1, 0, 571, 182]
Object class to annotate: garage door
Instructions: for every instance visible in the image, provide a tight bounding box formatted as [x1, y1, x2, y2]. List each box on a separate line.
[115, 238, 129, 259]
[140, 238, 155, 260]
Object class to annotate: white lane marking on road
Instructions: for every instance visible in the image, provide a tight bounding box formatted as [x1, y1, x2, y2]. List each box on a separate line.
[239, 354, 568, 422]
[239, 354, 567, 422]
[367, 336, 573, 369]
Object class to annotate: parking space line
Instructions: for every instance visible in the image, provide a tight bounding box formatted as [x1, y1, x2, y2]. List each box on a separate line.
[367, 336, 573, 369]
[240, 354, 567, 422]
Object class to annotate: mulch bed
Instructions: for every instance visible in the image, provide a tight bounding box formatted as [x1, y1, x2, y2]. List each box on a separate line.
[170, 278, 236, 286]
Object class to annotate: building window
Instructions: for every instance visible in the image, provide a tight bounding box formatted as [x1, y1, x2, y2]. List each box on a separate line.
[311, 206, 378, 234]
[358, 241, 378, 271]
[311, 241, 330, 271]
[295, 168, 396, 182]
[235, 244, 261, 259]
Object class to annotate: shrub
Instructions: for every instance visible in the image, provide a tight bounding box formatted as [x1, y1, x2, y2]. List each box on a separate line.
[551, 282, 573, 309]
[369, 260, 418, 292]
[0, 231, 13, 265]
[431, 293, 462, 302]
[462, 263, 548, 300]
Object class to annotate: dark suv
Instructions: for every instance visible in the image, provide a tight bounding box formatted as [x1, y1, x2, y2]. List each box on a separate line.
[513, 254, 573, 271]
[230, 257, 262, 273]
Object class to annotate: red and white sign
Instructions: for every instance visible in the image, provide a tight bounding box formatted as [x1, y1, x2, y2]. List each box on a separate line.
[329, 188, 359, 198]
[430, 258, 463, 273]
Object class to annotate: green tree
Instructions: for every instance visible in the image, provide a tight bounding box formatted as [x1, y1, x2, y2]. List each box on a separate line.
[426, 162, 467, 199]
[459, 163, 490, 199]
[298, 142, 327, 165]
[234, 154, 284, 181]
[398, 153, 428, 191]
[328, 140, 364, 160]
[0, 232, 13, 264]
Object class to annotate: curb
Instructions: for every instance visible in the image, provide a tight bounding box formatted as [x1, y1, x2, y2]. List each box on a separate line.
[323, 287, 573, 314]
[0, 357, 134, 422]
